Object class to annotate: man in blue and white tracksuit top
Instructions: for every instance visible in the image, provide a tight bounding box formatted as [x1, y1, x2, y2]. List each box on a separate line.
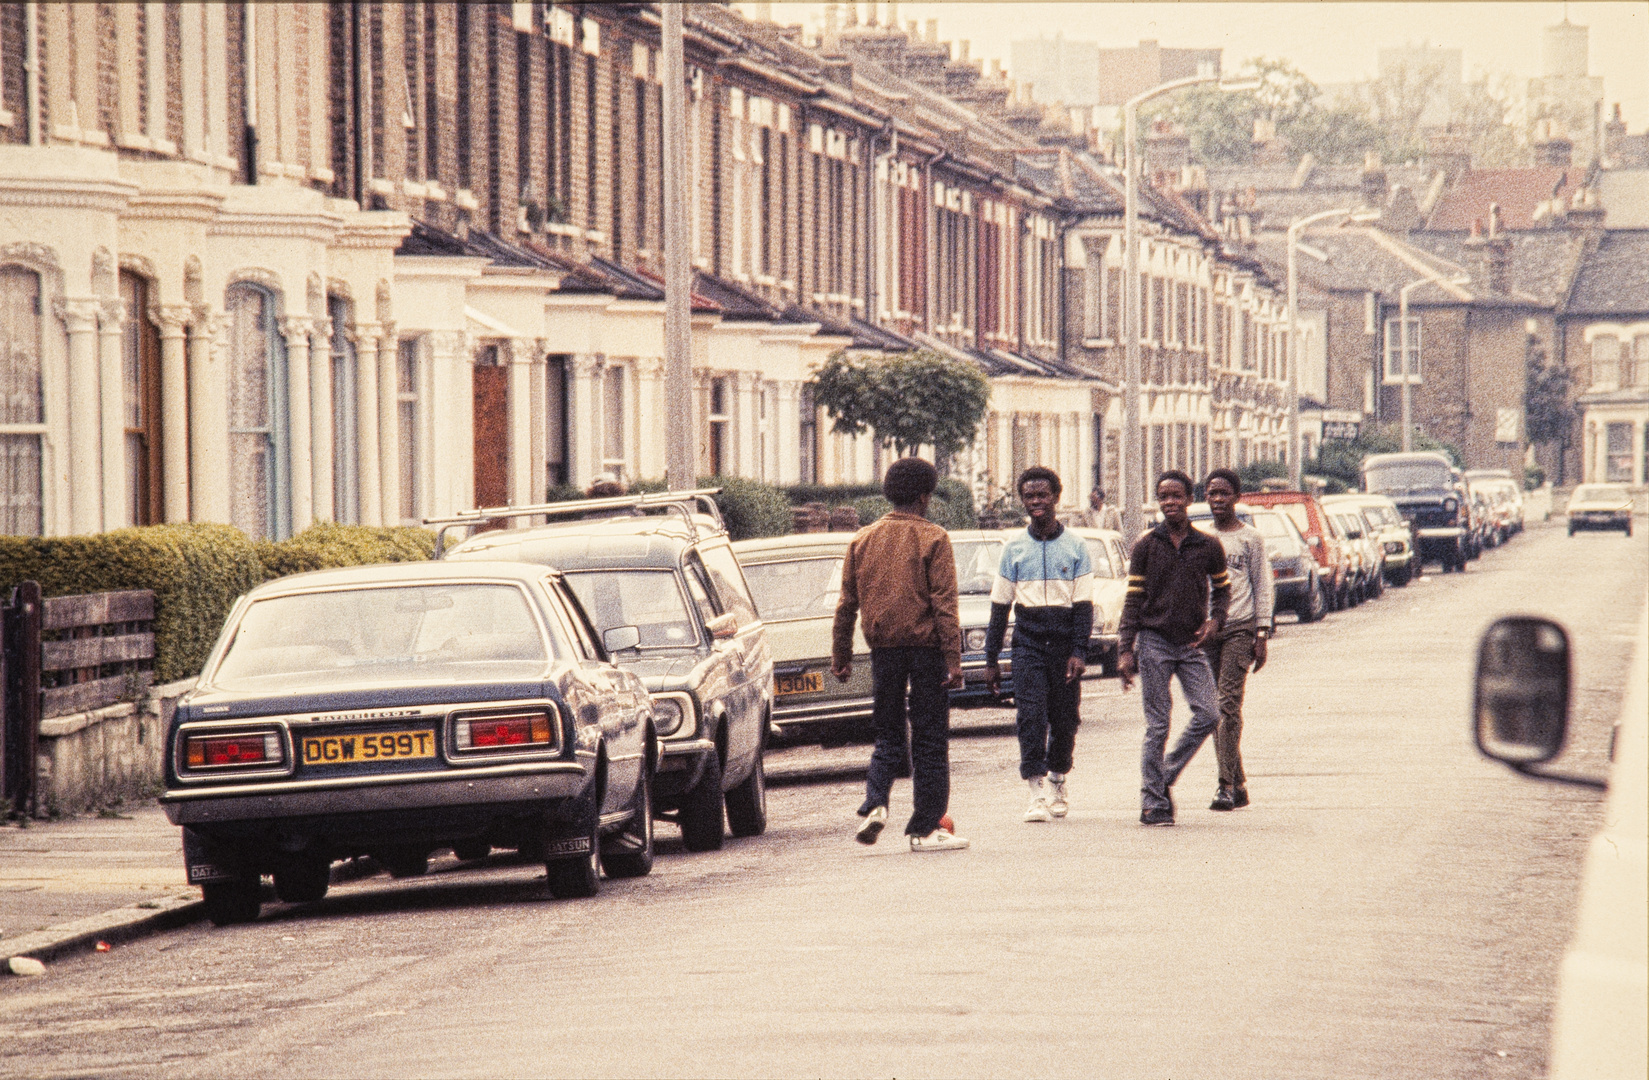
[984, 467, 1095, 822]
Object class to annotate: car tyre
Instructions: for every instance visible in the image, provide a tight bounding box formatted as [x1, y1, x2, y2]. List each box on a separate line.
[273, 858, 330, 904]
[725, 747, 768, 838]
[1297, 577, 1325, 623]
[1368, 568, 1384, 599]
[202, 877, 262, 926]
[678, 748, 726, 852]
[1391, 562, 1411, 587]
[600, 768, 654, 879]
[546, 804, 602, 900]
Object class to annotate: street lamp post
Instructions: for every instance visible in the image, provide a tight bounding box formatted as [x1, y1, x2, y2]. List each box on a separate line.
[661, 4, 694, 491]
[1121, 74, 1259, 543]
[1286, 207, 1360, 489]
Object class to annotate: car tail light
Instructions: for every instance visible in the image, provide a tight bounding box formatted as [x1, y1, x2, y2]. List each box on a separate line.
[452, 711, 554, 753]
[185, 731, 284, 770]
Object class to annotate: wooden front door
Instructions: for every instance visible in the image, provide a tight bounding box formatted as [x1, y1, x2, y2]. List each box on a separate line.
[473, 360, 509, 509]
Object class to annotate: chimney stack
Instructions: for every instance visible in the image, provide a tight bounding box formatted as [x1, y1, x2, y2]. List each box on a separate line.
[1533, 118, 1574, 167]
[1360, 151, 1389, 206]
[925, 18, 938, 44]
[823, 3, 840, 51]
[1424, 129, 1472, 184]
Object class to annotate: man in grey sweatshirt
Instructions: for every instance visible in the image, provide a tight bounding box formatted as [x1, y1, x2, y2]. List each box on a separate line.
[1200, 469, 1274, 811]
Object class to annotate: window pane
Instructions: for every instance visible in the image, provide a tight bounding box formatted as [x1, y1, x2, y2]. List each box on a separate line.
[227, 287, 269, 430]
[331, 298, 359, 524]
[398, 339, 419, 524]
[0, 433, 43, 536]
[562, 569, 698, 649]
[229, 432, 270, 539]
[603, 365, 624, 463]
[0, 267, 44, 425]
[740, 557, 842, 621]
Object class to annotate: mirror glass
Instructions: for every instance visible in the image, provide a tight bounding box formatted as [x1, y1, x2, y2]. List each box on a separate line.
[602, 625, 641, 654]
[1474, 617, 1570, 764]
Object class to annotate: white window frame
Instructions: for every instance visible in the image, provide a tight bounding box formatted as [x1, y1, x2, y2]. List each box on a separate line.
[1383, 316, 1421, 384]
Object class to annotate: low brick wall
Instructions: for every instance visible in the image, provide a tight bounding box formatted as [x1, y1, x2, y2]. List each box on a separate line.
[34, 677, 196, 816]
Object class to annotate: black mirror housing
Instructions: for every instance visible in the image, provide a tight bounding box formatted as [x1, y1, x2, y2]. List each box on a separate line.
[1475, 616, 1570, 765]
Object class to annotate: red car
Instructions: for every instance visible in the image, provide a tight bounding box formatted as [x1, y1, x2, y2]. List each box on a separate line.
[1243, 491, 1356, 611]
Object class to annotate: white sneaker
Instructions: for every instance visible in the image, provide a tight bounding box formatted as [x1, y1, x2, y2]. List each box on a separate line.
[1023, 796, 1053, 823]
[1048, 779, 1069, 818]
[856, 805, 887, 845]
[909, 828, 969, 852]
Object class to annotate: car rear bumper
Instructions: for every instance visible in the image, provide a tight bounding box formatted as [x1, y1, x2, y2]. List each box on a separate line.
[161, 761, 590, 826]
[1569, 513, 1631, 530]
[773, 695, 876, 727]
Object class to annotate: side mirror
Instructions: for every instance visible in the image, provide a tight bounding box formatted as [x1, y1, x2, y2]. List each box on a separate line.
[1307, 535, 1322, 548]
[706, 612, 738, 641]
[602, 625, 641, 654]
[1473, 617, 1600, 788]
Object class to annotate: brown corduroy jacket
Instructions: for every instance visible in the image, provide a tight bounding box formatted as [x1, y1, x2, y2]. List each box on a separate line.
[832, 511, 962, 671]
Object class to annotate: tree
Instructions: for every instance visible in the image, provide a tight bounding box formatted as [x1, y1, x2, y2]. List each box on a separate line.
[1524, 339, 1575, 485]
[808, 349, 991, 461]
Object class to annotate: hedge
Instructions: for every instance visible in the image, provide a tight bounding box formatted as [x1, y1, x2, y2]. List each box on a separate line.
[816, 478, 977, 531]
[255, 521, 435, 578]
[699, 476, 792, 540]
[0, 523, 264, 684]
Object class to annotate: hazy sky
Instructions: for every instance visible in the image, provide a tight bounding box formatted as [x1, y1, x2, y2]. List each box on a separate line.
[745, 2, 1649, 130]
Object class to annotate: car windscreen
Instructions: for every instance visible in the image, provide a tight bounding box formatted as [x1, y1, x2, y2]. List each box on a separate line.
[562, 570, 699, 650]
[952, 540, 1004, 595]
[1082, 539, 1117, 579]
[740, 557, 843, 621]
[210, 584, 550, 692]
[1364, 462, 1454, 494]
[1270, 501, 1312, 538]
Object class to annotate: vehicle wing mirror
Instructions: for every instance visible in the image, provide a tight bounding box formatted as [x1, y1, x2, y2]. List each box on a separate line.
[602, 625, 641, 654]
[706, 612, 738, 641]
[1307, 535, 1321, 547]
[1473, 617, 1601, 788]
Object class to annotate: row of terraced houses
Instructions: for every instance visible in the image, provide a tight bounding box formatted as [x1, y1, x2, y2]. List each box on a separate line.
[0, 2, 1305, 539]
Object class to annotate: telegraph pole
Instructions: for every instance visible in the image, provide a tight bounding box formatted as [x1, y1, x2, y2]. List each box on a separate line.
[662, 4, 694, 490]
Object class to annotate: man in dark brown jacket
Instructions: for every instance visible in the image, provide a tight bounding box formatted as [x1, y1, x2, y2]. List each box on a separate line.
[832, 457, 969, 852]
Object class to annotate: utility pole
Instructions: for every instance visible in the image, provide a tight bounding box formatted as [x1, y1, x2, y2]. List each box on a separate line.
[662, 4, 694, 490]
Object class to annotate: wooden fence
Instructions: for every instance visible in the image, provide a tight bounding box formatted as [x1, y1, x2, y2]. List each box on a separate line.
[1, 583, 155, 817]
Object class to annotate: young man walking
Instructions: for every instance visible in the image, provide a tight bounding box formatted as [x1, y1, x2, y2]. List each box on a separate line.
[833, 457, 969, 852]
[1200, 469, 1273, 811]
[1117, 470, 1231, 826]
[984, 467, 1094, 822]
[1080, 487, 1124, 532]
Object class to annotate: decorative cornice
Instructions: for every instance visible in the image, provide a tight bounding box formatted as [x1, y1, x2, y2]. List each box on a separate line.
[119, 253, 158, 282]
[0, 242, 61, 272]
[228, 267, 285, 295]
[0, 179, 136, 214]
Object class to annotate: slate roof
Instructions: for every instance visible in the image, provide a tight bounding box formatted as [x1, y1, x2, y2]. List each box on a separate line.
[1408, 231, 1589, 307]
[397, 221, 561, 270]
[1425, 167, 1592, 232]
[1565, 231, 1649, 317]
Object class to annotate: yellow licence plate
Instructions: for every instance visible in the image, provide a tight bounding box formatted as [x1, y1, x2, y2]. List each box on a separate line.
[775, 671, 823, 697]
[301, 730, 436, 766]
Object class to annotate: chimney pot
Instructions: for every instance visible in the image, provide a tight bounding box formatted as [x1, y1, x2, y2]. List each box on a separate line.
[959, 40, 970, 62]
[925, 18, 938, 44]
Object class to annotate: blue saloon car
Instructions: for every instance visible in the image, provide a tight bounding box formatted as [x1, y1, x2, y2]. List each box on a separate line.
[161, 561, 656, 925]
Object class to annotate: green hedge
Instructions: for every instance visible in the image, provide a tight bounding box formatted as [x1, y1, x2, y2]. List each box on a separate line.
[255, 522, 435, 578]
[787, 478, 977, 531]
[0, 523, 264, 684]
[699, 476, 792, 540]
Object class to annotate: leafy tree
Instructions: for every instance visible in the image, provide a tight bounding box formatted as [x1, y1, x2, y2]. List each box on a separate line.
[1524, 339, 1575, 485]
[1305, 423, 1463, 488]
[808, 348, 991, 460]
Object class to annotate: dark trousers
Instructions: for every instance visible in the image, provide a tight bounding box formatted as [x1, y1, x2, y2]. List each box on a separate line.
[1202, 626, 1256, 790]
[1012, 641, 1081, 779]
[858, 646, 951, 836]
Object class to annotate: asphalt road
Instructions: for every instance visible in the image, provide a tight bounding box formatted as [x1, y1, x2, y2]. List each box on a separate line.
[2, 520, 1642, 1080]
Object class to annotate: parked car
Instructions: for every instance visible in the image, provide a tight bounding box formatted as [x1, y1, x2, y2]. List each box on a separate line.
[161, 561, 656, 925]
[1466, 471, 1525, 542]
[1242, 490, 1355, 610]
[1325, 493, 1416, 587]
[1461, 473, 1494, 557]
[438, 491, 773, 852]
[1566, 484, 1635, 535]
[1250, 506, 1324, 623]
[950, 529, 1015, 703]
[1333, 506, 1385, 601]
[1361, 451, 1468, 573]
[1066, 526, 1130, 675]
[731, 533, 872, 747]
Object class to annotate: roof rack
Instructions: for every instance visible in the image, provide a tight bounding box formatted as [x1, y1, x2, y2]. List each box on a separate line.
[424, 488, 725, 557]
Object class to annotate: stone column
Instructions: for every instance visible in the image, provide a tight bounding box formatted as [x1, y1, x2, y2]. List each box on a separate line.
[353, 324, 382, 525]
[378, 324, 400, 525]
[280, 316, 314, 532]
[308, 318, 334, 523]
[566, 354, 600, 490]
[634, 357, 665, 480]
[776, 380, 801, 486]
[97, 298, 126, 531]
[154, 306, 191, 522]
[425, 331, 463, 517]
[188, 308, 229, 524]
[508, 338, 535, 506]
[57, 299, 103, 534]
[734, 370, 761, 478]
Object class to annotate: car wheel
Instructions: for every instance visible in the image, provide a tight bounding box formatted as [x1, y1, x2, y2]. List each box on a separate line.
[600, 767, 654, 880]
[273, 858, 330, 904]
[451, 840, 491, 862]
[725, 747, 768, 838]
[1297, 577, 1325, 623]
[678, 748, 725, 852]
[378, 847, 430, 879]
[1392, 562, 1410, 587]
[202, 877, 262, 926]
[1626, 522, 1633, 537]
[546, 804, 601, 900]
[1369, 569, 1384, 598]
[1567, 524, 1576, 536]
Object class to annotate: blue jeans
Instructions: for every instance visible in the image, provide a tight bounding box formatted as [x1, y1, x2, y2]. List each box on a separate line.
[1136, 629, 1220, 813]
[858, 646, 951, 836]
[1012, 641, 1081, 780]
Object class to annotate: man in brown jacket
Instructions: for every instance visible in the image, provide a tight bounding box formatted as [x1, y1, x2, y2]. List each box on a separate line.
[832, 457, 969, 852]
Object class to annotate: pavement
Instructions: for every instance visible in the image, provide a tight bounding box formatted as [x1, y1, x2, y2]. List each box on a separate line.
[0, 806, 200, 964]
